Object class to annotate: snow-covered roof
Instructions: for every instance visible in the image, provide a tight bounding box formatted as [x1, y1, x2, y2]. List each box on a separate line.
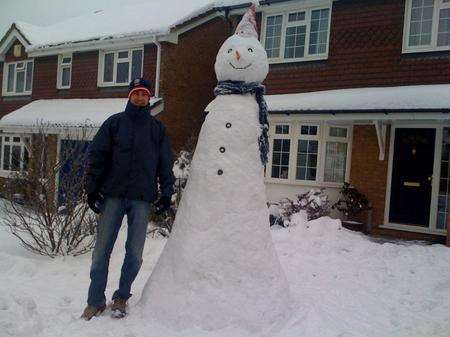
[0, 98, 162, 129]
[10, 0, 251, 52]
[266, 84, 450, 113]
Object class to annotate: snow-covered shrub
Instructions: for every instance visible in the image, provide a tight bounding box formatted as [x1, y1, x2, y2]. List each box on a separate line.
[268, 202, 288, 227]
[0, 127, 96, 257]
[333, 182, 371, 218]
[149, 149, 193, 237]
[278, 189, 331, 221]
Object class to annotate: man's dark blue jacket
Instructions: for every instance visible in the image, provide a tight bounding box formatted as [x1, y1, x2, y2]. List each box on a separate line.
[84, 101, 175, 202]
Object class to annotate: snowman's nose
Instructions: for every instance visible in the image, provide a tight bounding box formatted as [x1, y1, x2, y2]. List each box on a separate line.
[235, 50, 241, 61]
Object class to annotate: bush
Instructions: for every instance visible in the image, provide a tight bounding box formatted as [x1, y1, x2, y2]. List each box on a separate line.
[332, 182, 372, 218]
[148, 148, 193, 237]
[1, 127, 97, 257]
[271, 188, 331, 227]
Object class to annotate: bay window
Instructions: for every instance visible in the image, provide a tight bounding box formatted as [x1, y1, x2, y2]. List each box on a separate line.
[404, 0, 450, 52]
[0, 135, 30, 174]
[98, 48, 143, 86]
[262, 5, 331, 63]
[2, 60, 33, 96]
[268, 122, 351, 185]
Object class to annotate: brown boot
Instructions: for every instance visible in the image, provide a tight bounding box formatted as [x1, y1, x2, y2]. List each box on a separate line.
[111, 298, 127, 319]
[80, 304, 106, 321]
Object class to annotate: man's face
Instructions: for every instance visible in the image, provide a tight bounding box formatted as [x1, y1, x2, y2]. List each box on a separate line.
[130, 90, 150, 107]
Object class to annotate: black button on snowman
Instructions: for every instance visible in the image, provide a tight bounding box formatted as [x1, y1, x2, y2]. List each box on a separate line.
[217, 124, 231, 175]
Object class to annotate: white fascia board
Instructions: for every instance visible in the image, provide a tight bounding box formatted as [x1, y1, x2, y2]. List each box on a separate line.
[163, 11, 225, 45]
[0, 28, 31, 60]
[229, 0, 336, 15]
[268, 112, 450, 121]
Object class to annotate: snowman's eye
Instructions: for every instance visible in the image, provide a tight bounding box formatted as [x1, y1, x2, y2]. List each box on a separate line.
[227, 48, 233, 53]
[248, 48, 254, 52]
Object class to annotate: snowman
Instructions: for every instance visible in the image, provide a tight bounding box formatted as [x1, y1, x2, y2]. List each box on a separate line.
[140, 4, 291, 333]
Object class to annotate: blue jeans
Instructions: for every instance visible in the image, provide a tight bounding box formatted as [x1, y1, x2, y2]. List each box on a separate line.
[87, 197, 151, 308]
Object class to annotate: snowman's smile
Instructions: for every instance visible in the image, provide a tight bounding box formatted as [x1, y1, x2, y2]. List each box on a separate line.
[229, 62, 252, 70]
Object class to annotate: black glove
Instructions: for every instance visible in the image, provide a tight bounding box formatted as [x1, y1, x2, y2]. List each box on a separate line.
[154, 196, 171, 215]
[87, 192, 104, 214]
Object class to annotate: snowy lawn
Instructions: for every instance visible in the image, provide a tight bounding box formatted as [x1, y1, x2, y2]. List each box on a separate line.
[1, 213, 450, 337]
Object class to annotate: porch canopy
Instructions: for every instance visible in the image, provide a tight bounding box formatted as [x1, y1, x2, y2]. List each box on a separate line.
[265, 84, 450, 160]
[0, 97, 163, 132]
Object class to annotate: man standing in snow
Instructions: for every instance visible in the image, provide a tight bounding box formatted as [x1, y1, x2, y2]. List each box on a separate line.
[81, 78, 175, 320]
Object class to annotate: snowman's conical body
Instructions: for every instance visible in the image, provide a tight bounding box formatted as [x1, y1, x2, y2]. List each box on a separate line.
[140, 6, 291, 332]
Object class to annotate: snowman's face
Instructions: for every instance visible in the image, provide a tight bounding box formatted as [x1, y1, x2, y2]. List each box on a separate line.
[215, 35, 269, 84]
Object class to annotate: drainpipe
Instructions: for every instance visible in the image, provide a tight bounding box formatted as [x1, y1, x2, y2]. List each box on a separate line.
[154, 37, 162, 98]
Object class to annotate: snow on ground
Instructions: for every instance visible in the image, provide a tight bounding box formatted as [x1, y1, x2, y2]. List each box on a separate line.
[1, 211, 450, 337]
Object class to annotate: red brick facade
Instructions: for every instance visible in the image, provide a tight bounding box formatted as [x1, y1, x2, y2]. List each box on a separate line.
[263, 0, 450, 95]
[0, 43, 158, 116]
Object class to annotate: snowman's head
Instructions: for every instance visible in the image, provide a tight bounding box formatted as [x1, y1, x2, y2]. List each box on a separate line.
[214, 4, 268, 84]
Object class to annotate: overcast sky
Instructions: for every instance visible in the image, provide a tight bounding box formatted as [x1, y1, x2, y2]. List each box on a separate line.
[0, 0, 150, 38]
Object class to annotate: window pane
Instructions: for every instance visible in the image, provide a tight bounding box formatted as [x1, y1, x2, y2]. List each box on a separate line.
[296, 139, 318, 181]
[275, 125, 289, 134]
[301, 125, 318, 135]
[62, 67, 71, 87]
[7, 64, 16, 92]
[23, 146, 29, 171]
[271, 139, 290, 179]
[438, 8, 450, 46]
[16, 71, 25, 93]
[62, 57, 72, 64]
[285, 25, 306, 59]
[11, 145, 21, 171]
[3, 145, 10, 170]
[103, 53, 114, 82]
[438, 127, 450, 229]
[324, 142, 347, 183]
[25, 62, 33, 91]
[329, 127, 348, 138]
[118, 51, 129, 59]
[265, 15, 283, 58]
[288, 11, 305, 22]
[116, 61, 129, 83]
[409, 0, 435, 47]
[131, 49, 143, 80]
[309, 8, 330, 55]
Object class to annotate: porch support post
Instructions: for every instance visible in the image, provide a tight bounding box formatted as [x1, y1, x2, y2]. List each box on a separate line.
[374, 120, 387, 161]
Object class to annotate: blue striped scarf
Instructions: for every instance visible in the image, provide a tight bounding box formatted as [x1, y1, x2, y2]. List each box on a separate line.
[214, 81, 269, 166]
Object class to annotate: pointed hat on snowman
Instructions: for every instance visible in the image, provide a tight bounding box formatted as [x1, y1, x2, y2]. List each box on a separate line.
[235, 3, 259, 39]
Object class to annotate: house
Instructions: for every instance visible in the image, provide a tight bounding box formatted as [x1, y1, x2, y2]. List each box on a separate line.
[0, 0, 449, 246]
[238, 0, 450, 246]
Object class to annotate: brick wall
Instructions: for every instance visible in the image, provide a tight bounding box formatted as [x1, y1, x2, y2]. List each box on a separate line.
[158, 17, 231, 152]
[263, 0, 450, 94]
[0, 42, 158, 115]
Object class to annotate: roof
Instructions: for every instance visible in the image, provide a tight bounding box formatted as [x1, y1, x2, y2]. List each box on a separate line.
[265, 84, 450, 114]
[0, 98, 162, 129]
[7, 0, 251, 52]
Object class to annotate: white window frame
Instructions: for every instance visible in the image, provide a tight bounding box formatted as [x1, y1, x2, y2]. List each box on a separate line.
[266, 121, 352, 188]
[97, 47, 144, 87]
[403, 0, 450, 53]
[260, 3, 332, 64]
[2, 59, 34, 96]
[57, 54, 72, 89]
[0, 134, 30, 177]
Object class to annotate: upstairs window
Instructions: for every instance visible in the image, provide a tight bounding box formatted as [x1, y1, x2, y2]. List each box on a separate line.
[404, 0, 450, 52]
[262, 6, 331, 63]
[2, 60, 33, 96]
[98, 48, 143, 86]
[57, 54, 72, 89]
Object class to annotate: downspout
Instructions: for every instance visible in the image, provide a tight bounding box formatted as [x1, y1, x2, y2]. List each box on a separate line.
[154, 36, 162, 98]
